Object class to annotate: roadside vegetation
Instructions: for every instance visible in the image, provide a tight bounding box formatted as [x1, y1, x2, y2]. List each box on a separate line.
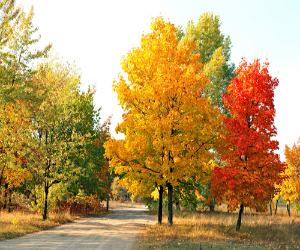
[137, 205, 300, 250]
[1, 1, 300, 249]
[0, 207, 109, 241]
[0, 0, 111, 222]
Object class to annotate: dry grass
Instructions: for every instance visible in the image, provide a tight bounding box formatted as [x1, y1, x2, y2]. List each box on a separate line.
[0, 209, 109, 241]
[137, 205, 300, 250]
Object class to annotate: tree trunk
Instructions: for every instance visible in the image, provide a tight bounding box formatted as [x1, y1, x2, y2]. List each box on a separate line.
[209, 202, 215, 212]
[236, 203, 244, 231]
[167, 182, 173, 227]
[274, 200, 278, 215]
[158, 185, 163, 225]
[106, 171, 110, 212]
[269, 200, 272, 215]
[8, 189, 12, 212]
[175, 199, 180, 210]
[3, 183, 8, 210]
[43, 183, 49, 220]
[287, 200, 291, 217]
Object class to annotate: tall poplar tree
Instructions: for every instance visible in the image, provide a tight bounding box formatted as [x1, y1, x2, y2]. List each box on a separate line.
[177, 12, 235, 113]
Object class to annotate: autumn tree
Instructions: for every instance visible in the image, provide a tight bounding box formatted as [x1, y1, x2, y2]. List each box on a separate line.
[0, 0, 51, 207]
[210, 58, 285, 231]
[104, 16, 224, 226]
[273, 140, 300, 216]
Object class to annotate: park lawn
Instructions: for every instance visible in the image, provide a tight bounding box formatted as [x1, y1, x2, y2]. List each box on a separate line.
[0, 209, 110, 241]
[137, 206, 300, 250]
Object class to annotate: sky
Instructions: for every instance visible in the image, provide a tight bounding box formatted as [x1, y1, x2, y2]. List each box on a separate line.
[17, 0, 300, 161]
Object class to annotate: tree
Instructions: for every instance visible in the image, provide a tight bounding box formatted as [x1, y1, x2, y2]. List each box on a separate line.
[0, 1, 51, 105]
[66, 96, 111, 200]
[210, 58, 285, 231]
[28, 57, 87, 220]
[0, 0, 51, 207]
[173, 13, 236, 211]
[104, 16, 224, 226]
[177, 12, 235, 113]
[273, 140, 300, 217]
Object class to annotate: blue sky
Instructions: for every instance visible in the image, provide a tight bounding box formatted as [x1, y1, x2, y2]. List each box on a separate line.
[18, 0, 300, 161]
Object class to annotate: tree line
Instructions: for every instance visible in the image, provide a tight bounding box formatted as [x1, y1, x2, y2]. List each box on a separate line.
[0, 0, 110, 220]
[104, 15, 300, 231]
[1, 1, 299, 229]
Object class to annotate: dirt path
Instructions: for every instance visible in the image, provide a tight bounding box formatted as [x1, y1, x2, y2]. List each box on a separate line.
[0, 205, 156, 250]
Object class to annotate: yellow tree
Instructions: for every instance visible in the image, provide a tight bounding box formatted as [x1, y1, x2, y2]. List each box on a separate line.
[104, 16, 224, 226]
[274, 140, 300, 216]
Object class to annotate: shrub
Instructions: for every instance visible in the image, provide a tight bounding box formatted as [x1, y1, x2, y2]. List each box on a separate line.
[56, 194, 104, 215]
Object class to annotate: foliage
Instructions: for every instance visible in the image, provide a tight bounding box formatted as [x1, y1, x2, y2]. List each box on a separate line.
[178, 12, 235, 113]
[105, 16, 225, 226]
[65, 88, 110, 200]
[0, 0, 51, 192]
[274, 139, 300, 205]
[105, 15, 224, 194]
[0, 1, 109, 219]
[110, 177, 129, 201]
[173, 12, 236, 211]
[56, 194, 104, 215]
[210, 58, 285, 213]
[27, 57, 92, 219]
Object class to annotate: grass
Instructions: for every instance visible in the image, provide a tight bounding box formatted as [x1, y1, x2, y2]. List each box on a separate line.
[137, 205, 300, 250]
[0, 209, 109, 241]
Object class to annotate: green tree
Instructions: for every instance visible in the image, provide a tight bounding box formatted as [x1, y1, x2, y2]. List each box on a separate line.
[173, 13, 236, 211]
[66, 88, 110, 200]
[177, 12, 235, 113]
[29, 57, 87, 219]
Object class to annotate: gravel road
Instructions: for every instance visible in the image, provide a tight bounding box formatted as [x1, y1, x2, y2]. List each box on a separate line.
[0, 205, 156, 250]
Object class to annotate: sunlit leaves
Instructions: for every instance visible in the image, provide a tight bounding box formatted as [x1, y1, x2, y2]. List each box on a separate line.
[275, 140, 300, 204]
[210, 58, 285, 212]
[105, 16, 224, 198]
[178, 12, 235, 112]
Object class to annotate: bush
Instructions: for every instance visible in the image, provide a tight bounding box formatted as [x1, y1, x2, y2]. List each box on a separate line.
[134, 197, 142, 203]
[56, 194, 104, 215]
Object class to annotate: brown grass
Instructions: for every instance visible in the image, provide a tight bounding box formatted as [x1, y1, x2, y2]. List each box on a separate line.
[137, 205, 300, 250]
[0, 209, 109, 241]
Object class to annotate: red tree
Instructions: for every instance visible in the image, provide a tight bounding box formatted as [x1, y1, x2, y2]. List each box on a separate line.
[210, 58, 285, 231]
